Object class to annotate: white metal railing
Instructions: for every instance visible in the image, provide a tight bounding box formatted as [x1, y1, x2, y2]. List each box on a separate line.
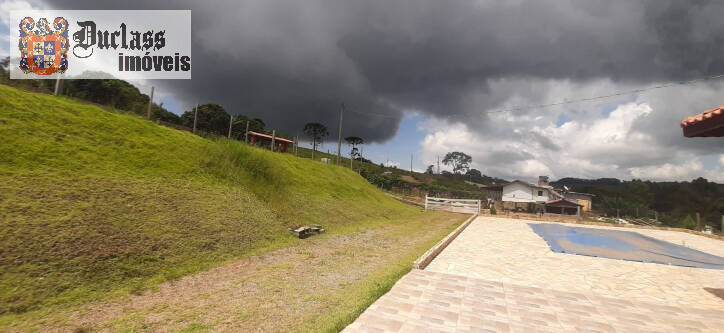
[424, 196, 481, 214]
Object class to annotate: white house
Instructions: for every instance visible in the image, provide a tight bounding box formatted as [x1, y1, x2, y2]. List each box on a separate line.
[501, 180, 562, 203]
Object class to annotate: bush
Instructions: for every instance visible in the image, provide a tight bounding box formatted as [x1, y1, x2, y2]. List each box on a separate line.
[490, 205, 497, 215]
[680, 215, 697, 230]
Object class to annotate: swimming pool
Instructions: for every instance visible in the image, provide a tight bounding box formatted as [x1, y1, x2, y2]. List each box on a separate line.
[528, 223, 724, 269]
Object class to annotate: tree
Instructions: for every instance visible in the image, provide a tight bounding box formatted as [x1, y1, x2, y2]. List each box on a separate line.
[466, 168, 483, 182]
[425, 165, 434, 175]
[181, 103, 230, 134]
[231, 115, 265, 139]
[303, 122, 329, 160]
[681, 215, 697, 230]
[442, 152, 472, 174]
[345, 136, 364, 160]
[0, 57, 9, 82]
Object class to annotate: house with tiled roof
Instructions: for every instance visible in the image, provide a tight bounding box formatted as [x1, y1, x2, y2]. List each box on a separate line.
[484, 176, 593, 216]
[681, 105, 724, 137]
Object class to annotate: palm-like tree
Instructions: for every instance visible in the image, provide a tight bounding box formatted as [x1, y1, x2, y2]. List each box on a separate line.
[303, 122, 329, 160]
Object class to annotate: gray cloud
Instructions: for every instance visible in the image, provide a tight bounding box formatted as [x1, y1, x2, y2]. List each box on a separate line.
[42, 0, 724, 141]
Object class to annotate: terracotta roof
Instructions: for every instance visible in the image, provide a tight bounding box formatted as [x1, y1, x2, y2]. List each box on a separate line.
[545, 199, 583, 207]
[564, 191, 596, 197]
[680, 105, 724, 137]
[246, 131, 294, 143]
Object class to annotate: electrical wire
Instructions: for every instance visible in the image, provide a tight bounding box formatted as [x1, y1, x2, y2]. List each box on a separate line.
[339, 73, 724, 117]
[484, 74, 724, 114]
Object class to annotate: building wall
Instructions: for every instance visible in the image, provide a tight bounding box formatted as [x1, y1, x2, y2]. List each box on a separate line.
[502, 182, 550, 202]
[564, 193, 593, 211]
[485, 189, 502, 201]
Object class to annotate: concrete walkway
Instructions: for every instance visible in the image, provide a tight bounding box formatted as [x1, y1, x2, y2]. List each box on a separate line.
[343, 216, 724, 332]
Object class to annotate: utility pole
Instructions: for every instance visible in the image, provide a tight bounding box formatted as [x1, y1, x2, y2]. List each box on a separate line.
[54, 77, 61, 95]
[192, 102, 199, 134]
[696, 212, 701, 231]
[146, 86, 154, 120]
[245, 121, 250, 143]
[437, 155, 440, 174]
[410, 153, 413, 173]
[271, 130, 276, 152]
[228, 115, 233, 139]
[336, 103, 344, 165]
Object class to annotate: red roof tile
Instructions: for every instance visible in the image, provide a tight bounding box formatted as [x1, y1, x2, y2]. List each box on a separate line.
[246, 131, 294, 143]
[680, 105, 724, 137]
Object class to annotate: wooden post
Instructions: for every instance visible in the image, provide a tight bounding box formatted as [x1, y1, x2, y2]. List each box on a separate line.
[54, 77, 61, 95]
[192, 103, 199, 134]
[228, 115, 233, 139]
[146, 86, 154, 120]
[336, 103, 344, 165]
[271, 130, 276, 152]
[244, 120, 250, 143]
[696, 212, 701, 231]
[424, 195, 428, 211]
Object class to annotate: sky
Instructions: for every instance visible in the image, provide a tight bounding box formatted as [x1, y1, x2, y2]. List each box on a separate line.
[3, 0, 724, 182]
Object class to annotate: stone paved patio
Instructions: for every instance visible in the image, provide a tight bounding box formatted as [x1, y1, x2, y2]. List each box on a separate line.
[343, 216, 724, 332]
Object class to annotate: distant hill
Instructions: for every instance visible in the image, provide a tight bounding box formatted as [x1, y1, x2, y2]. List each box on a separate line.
[551, 176, 723, 232]
[551, 177, 622, 187]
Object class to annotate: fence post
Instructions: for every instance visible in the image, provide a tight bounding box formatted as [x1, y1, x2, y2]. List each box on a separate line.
[478, 200, 481, 214]
[424, 195, 428, 211]
[54, 77, 61, 95]
[228, 115, 233, 139]
[244, 121, 250, 143]
[696, 212, 701, 231]
[192, 103, 199, 134]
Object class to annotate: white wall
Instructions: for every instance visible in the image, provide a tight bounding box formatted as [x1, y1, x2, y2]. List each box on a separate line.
[502, 182, 550, 202]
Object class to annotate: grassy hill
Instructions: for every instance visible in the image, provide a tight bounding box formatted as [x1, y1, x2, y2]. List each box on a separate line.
[0, 84, 420, 322]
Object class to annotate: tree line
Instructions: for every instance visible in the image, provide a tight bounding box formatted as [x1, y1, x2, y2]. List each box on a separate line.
[553, 177, 724, 231]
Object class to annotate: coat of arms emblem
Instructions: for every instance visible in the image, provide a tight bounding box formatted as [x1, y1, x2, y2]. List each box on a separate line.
[18, 17, 70, 75]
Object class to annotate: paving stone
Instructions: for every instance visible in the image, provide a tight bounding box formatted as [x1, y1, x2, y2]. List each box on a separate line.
[343, 216, 724, 333]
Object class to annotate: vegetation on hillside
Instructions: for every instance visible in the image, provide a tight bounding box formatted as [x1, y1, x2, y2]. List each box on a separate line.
[552, 177, 724, 231]
[0, 84, 421, 322]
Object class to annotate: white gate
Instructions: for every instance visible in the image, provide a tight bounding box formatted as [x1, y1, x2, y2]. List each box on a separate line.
[424, 196, 481, 214]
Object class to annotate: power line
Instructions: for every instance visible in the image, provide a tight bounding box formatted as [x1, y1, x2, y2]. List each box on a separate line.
[483, 74, 724, 114]
[340, 73, 724, 118]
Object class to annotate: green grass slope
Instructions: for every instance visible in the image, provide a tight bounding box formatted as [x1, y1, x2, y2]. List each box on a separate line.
[0, 84, 415, 321]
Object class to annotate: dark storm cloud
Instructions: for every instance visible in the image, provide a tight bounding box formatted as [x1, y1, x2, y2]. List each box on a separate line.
[45, 0, 724, 142]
